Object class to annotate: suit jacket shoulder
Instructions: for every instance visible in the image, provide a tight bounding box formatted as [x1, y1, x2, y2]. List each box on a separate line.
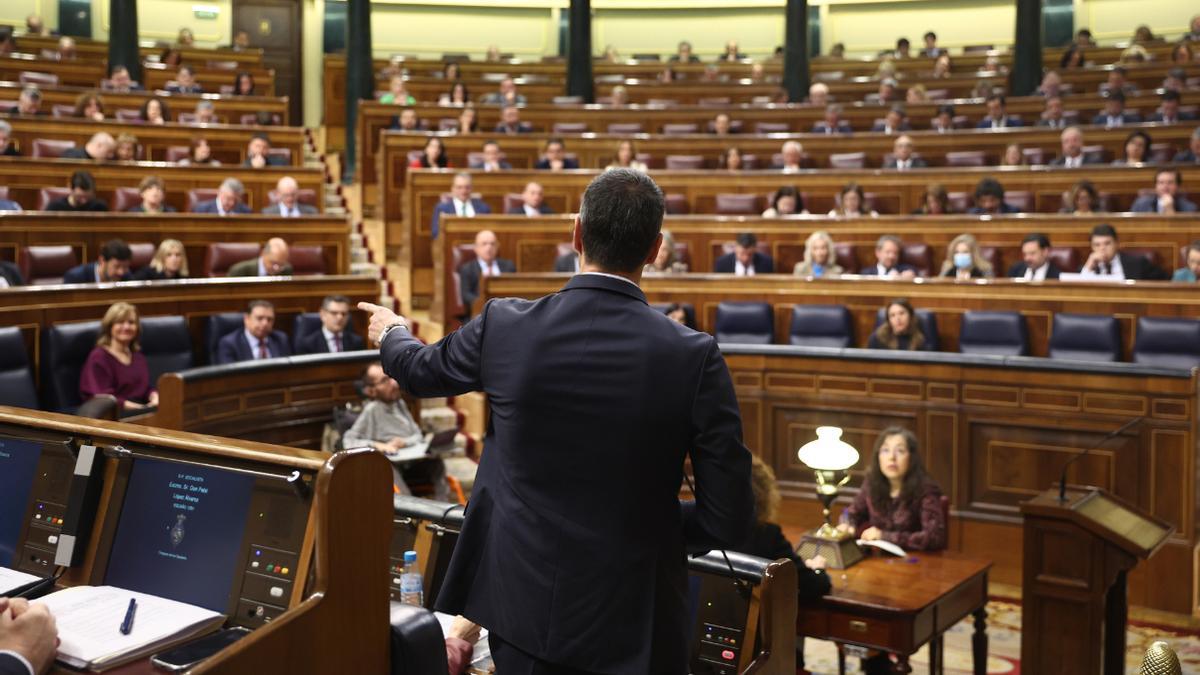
[226, 259, 259, 277]
[63, 262, 95, 284]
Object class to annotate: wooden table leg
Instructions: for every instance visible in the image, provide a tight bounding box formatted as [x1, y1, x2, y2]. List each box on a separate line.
[972, 607, 988, 675]
[928, 637, 941, 675]
[892, 653, 912, 674]
[837, 643, 846, 675]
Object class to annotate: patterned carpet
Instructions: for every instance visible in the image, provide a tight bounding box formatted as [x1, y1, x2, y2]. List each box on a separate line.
[799, 597, 1200, 674]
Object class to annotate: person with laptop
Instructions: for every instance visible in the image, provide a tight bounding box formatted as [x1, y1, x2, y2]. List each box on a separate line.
[342, 361, 448, 500]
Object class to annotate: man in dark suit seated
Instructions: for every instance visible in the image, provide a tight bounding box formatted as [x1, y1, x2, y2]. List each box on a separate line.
[1049, 126, 1101, 168]
[0, 260, 23, 287]
[63, 238, 132, 284]
[227, 237, 294, 276]
[105, 65, 143, 92]
[882, 135, 927, 170]
[506, 181, 553, 216]
[931, 104, 956, 133]
[243, 133, 287, 168]
[295, 295, 365, 354]
[358, 168, 753, 675]
[714, 232, 773, 275]
[968, 177, 1022, 214]
[1150, 90, 1195, 124]
[60, 132, 116, 161]
[553, 250, 579, 273]
[872, 105, 912, 134]
[1036, 95, 1067, 129]
[1091, 91, 1141, 128]
[0, 120, 19, 156]
[194, 178, 253, 215]
[165, 64, 204, 94]
[431, 173, 492, 238]
[1007, 233, 1062, 280]
[668, 39, 701, 62]
[1173, 127, 1200, 164]
[468, 140, 512, 171]
[0, 595, 58, 675]
[458, 229, 515, 312]
[46, 170, 109, 212]
[811, 104, 852, 134]
[712, 112, 733, 135]
[216, 299, 292, 364]
[534, 138, 578, 170]
[388, 108, 420, 131]
[480, 77, 527, 106]
[8, 86, 44, 116]
[861, 234, 917, 279]
[1098, 67, 1137, 97]
[492, 106, 533, 135]
[1131, 169, 1199, 213]
[977, 94, 1023, 129]
[262, 176, 317, 217]
[921, 31, 945, 57]
[1080, 223, 1168, 280]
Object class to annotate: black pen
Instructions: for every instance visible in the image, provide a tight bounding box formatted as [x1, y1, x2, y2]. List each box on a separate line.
[119, 598, 137, 635]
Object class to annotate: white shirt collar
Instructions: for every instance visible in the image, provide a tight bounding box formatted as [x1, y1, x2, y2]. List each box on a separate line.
[523, 203, 540, 216]
[734, 259, 755, 276]
[453, 197, 475, 216]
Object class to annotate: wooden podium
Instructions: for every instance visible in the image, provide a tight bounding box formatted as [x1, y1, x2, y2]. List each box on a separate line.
[1020, 486, 1174, 674]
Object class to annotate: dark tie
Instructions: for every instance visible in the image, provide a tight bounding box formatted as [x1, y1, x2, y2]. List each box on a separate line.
[1099, 262, 1109, 275]
[334, 334, 342, 352]
[258, 339, 269, 359]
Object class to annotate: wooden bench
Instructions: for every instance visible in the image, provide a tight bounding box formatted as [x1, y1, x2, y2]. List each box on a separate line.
[16, 35, 265, 68]
[0, 81, 292, 125]
[0, 54, 277, 95]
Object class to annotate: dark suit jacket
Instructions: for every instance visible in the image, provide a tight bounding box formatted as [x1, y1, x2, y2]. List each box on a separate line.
[1006, 260, 1062, 279]
[62, 262, 130, 284]
[468, 160, 513, 171]
[1130, 194, 1199, 213]
[713, 252, 774, 274]
[0, 199, 21, 211]
[553, 251, 578, 272]
[882, 157, 928, 169]
[870, 121, 912, 133]
[260, 203, 318, 216]
[493, 122, 533, 134]
[976, 116, 1024, 128]
[1174, 150, 1200, 164]
[379, 273, 752, 673]
[1037, 118, 1068, 128]
[860, 263, 917, 276]
[60, 147, 96, 160]
[295, 328, 365, 355]
[193, 199, 252, 214]
[430, 199, 492, 238]
[735, 521, 830, 603]
[1091, 112, 1142, 126]
[0, 260, 24, 286]
[46, 197, 108, 212]
[505, 204, 554, 215]
[215, 329, 291, 364]
[242, 154, 288, 167]
[166, 84, 204, 94]
[1048, 154, 1103, 166]
[127, 204, 177, 213]
[811, 121, 853, 134]
[535, 157, 580, 170]
[458, 257, 516, 311]
[0, 653, 31, 675]
[226, 258, 294, 277]
[1092, 252, 1169, 280]
[1149, 112, 1198, 123]
[968, 203, 1022, 214]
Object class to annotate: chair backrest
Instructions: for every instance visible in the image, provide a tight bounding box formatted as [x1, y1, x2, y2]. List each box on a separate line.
[113, 108, 142, 122]
[665, 154, 705, 170]
[139, 315, 194, 384]
[267, 189, 318, 206]
[1047, 247, 1081, 273]
[204, 242, 261, 276]
[128, 242, 156, 272]
[833, 242, 858, 273]
[266, 148, 291, 163]
[51, 104, 75, 118]
[112, 186, 143, 212]
[165, 145, 191, 163]
[714, 193, 760, 214]
[187, 188, 221, 212]
[551, 122, 588, 134]
[389, 603, 451, 675]
[829, 152, 866, 169]
[41, 320, 102, 412]
[1132, 317, 1200, 369]
[31, 138, 75, 158]
[37, 187, 71, 210]
[205, 312, 246, 364]
[606, 123, 643, 134]
[19, 71, 58, 87]
[0, 327, 38, 409]
[789, 305, 854, 348]
[664, 193, 690, 215]
[501, 193, 524, 213]
[945, 151, 986, 167]
[958, 311, 1028, 356]
[902, 243, 933, 276]
[873, 307, 941, 351]
[662, 123, 699, 135]
[754, 122, 789, 134]
[19, 245, 78, 285]
[715, 302, 773, 345]
[292, 313, 323, 352]
[551, 95, 583, 104]
[1048, 313, 1121, 363]
[1005, 190, 1032, 212]
[290, 246, 326, 275]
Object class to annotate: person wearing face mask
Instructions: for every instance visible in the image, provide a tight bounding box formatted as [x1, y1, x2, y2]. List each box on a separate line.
[939, 234, 993, 280]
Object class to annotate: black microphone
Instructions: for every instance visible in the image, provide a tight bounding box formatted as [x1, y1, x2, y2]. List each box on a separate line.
[1058, 416, 1143, 503]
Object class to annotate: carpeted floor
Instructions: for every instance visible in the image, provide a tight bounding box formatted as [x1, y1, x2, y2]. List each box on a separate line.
[799, 596, 1200, 674]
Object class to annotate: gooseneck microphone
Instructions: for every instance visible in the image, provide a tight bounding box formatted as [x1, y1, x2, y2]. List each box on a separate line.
[1058, 416, 1143, 503]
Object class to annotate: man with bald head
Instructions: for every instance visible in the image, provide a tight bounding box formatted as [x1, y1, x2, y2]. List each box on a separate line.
[228, 238, 294, 277]
[457, 229, 515, 315]
[431, 172, 492, 238]
[264, 176, 317, 217]
[1049, 126, 1099, 168]
[882, 135, 927, 170]
[506, 182, 553, 216]
[61, 132, 116, 161]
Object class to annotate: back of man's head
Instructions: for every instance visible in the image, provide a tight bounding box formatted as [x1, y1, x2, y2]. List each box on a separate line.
[578, 169, 664, 273]
[100, 238, 132, 262]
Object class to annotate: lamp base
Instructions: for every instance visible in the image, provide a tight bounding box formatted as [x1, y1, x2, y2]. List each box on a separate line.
[797, 529, 863, 569]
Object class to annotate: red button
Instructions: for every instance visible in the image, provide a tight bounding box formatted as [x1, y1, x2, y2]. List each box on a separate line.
[721, 649, 735, 661]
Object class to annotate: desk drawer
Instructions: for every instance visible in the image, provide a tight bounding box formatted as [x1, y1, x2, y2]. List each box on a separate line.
[822, 611, 902, 649]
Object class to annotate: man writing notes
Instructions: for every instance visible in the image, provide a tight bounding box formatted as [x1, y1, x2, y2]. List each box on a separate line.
[360, 169, 753, 674]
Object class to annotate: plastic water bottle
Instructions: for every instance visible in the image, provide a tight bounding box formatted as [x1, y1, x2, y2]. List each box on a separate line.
[399, 550, 424, 606]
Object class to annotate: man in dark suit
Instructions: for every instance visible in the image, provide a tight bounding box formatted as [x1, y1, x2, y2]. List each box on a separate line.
[1080, 223, 1167, 280]
[0, 260, 23, 286]
[882, 135, 928, 170]
[1131, 169, 1200, 213]
[227, 238, 294, 277]
[1048, 126, 1102, 168]
[63, 239, 131, 284]
[1037, 96, 1067, 129]
[976, 94, 1023, 129]
[46, 170, 108, 212]
[165, 65, 204, 94]
[714, 232, 773, 275]
[457, 230, 515, 312]
[359, 169, 753, 674]
[431, 173, 492, 238]
[1007, 233, 1062, 280]
[861, 234, 917, 278]
[194, 178, 253, 215]
[468, 140, 512, 171]
[505, 181, 554, 216]
[534, 138, 579, 170]
[295, 295, 365, 354]
[0, 595, 58, 675]
[493, 106, 533, 135]
[8, 86, 43, 116]
[1149, 90, 1195, 124]
[921, 31, 945, 57]
[811, 104, 852, 134]
[1091, 91, 1141, 127]
[668, 40, 701, 62]
[968, 177, 1022, 214]
[60, 132, 115, 161]
[216, 299, 292, 364]
[871, 105, 911, 134]
[243, 133, 287, 168]
[1173, 127, 1200, 164]
[0, 119, 18, 156]
[553, 250, 579, 273]
[262, 176, 318, 217]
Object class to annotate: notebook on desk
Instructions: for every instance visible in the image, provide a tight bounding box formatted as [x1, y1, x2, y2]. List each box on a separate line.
[0, 567, 41, 595]
[385, 429, 459, 463]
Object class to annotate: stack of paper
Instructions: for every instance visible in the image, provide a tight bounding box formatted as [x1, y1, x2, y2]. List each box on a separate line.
[0, 567, 41, 595]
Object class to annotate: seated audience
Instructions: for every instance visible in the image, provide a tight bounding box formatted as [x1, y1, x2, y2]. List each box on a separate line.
[1184, 17, 1200, 43]
[64, 238, 131, 283]
[105, 65, 142, 92]
[1163, 68, 1186, 94]
[0, 120, 17, 156]
[1092, 91, 1140, 127]
[1081, 223, 1167, 280]
[829, 182, 878, 218]
[1172, 241, 1200, 282]
[662, 303, 692, 328]
[159, 46, 182, 67]
[874, 78, 898, 105]
[296, 295, 365, 354]
[930, 104, 955, 133]
[913, 184, 952, 215]
[1061, 179, 1101, 214]
[922, 31, 944, 57]
[231, 29, 252, 51]
[807, 82, 829, 107]
[722, 147, 744, 171]
[868, 299, 928, 350]
[167, 65, 203, 94]
[609, 85, 629, 106]
[480, 77, 526, 106]
[439, 81, 470, 106]
[431, 173, 491, 237]
[779, 141, 804, 172]
[469, 140, 511, 171]
[931, 54, 952, 79]
[1038, 70, 1063, 98]
[507, 182, 553, 215]
[1050, 126, 1100, 167]
[139, 97, 169, 125]
[883, 135, 926, 170]
[494, 106, 532, 135]
[1151, 90, 1192, 124]
[939, 233, 993, 279]
[195, 178, 251, 214]
[969, 177, 1020, 214]
[535, 138, 578, 170]
[711, 113, 733, 136]
[266, 176, 317, 217]
[714, 232, 773, 276]
[829, 43, 846, 59]
[459, 230, 515, 310]
[812, 105, 852, 135]
[409, 136, 450, 168]
[79, 302, 158, 411]
[128, 175, 175, 213]
[233, 72, 257, 96]
[553, 246, 579, 273]
[390, 108, 421, 132]
[179, 136, 220, 166]
[1000, 143, 1026, 167]
[1174, 127, 1200, 164]
[872, 105, 911, 134]
[793, 230, 842, 278]
[762, 186, 807, 217]
[177, 27, 195, 46]
[25, 13, 50, 35]
[1099, 67, 1137, 96]
[905, 84, 929, 104]
[1112, 130, 1152, 166]
[1131, 169, 1198, 213]
[47, 171, 109, 211]
[455, 107, 478, 133]
[244, 133, 286, 168]
[9, 86, 42, 116]
[62, 132, 116, 161]
[114, 133, 139, 162]
[718, 40, 743, 62]
[669, 40, 700, 63]
[644, 229, 688, 275]
[977, 94, 1022, 129]
[892, 37, 911, 59]
[216, 299, 291, 364]
[228, 237, 293, 277]
[380, 75, 415, 105]
[72, 92, 105, 121]
[1008, 233, 1062, 280]
[133, 239, 188, 281]
[1038, 96, 1066, 128]
[861, 235, 916, 279]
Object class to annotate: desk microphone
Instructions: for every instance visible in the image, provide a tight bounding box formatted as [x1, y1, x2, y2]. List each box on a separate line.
[1058, 416, 1143, 503]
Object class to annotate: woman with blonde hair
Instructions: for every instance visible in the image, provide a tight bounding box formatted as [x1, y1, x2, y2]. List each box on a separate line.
[794, 230, 843, 278]
[134, 239, 188, 280]
[114, 133, 139, 161]
[939, 233, 993, 279]
[643, 229, 687, 274]
[79, 302, 158, 411]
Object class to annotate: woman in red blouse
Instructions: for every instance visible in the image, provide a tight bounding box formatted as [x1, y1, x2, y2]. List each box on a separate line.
[840, 426, 946, 551]
[78, 302, 158, 412]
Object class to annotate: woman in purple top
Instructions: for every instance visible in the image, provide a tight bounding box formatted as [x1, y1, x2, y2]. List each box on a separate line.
[79, 302, 158, 411]
[840, 426, 946, 551]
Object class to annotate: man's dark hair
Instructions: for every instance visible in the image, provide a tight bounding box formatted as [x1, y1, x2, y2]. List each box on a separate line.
[735, 232, 757, 249]
[986, 93, 1006, 106]
[545, 137, 565, 150]
[1090, 223, 1118, 240]
[99, 239, 131, 262]
[247, 299, 275, 314]
[1022, 233, 1050, 249]
[179, 64, 195, 76]
[1106, 90, 1126, 104]
[1157, 168, 1183, 185]
[109, 64, 129, 77]
[322, 294, 350, 310]
[974, 177, 1005, 199]
[1163, 89, 1182, 104]
[1112, 66, 1127, 76]
[69, 170, 96, 192]
[482, 139, 500, 149]
[897, 38, 910, 49]
[889, 104, 907, 117]
[251, 132, 270, 144]
[936, 104, 955, 117]
[924, 31, 937, 41]
[578, 169, 664, 273]
[1077, 29, 1093, 38]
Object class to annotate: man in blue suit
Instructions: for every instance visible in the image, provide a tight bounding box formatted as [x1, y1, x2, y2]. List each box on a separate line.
[1091, 91, 1142, 128]
[216, 299, 292, 364]
[62, 239, 132, 284]
[811, 104, 853, 134]
[505, 181, 554, 215]
[714, 232, 774, 275]
[430, 172, 491, 238]
[360, 169, 753, 675]
[977, 94, 1023, 129]
[861, 234, 917, 279]
[193, 178, 252, 215]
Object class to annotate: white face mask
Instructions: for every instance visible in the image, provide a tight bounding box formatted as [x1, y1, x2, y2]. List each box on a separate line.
[953, 252, 973, 269]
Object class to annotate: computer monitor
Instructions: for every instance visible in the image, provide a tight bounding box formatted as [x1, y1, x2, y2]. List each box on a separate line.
[0, 437, 43, 568]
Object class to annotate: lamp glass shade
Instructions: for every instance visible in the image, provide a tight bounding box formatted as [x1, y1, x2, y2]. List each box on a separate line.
[797, 426, 860, 471]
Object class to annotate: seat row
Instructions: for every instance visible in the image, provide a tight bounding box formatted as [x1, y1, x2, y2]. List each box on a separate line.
[0, 183, 315, 212]
[23, 136, 294, 162]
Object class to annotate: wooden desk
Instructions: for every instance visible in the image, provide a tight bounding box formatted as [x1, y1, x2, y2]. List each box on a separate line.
[0, 81, 292, 125]
[16, 35, 265, 68]
[0, 54, 277, 96]
[797, 553, 991, 675]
